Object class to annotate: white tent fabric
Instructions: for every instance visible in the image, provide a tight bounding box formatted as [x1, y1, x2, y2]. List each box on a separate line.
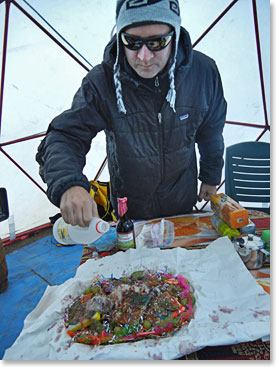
[0, 0, 270, 239]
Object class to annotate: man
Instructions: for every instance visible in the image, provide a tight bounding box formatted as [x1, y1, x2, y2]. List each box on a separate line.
[36, 0, 226, 227]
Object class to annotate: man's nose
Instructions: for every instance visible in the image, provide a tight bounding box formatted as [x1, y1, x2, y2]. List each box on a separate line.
[137, 45, 154, 62]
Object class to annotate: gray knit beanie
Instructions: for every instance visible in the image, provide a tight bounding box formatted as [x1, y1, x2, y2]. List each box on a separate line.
[114, 0, 181, 114]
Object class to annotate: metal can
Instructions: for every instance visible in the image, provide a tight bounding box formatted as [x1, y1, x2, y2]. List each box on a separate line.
[232, 234, 269, 270]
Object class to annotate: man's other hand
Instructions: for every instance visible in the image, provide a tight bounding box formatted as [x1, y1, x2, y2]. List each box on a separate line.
[60, 186, 99, 227]
[197, 183, 217, 202]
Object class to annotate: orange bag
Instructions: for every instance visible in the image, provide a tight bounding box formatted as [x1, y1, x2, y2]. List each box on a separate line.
[210, 193, 248, 229]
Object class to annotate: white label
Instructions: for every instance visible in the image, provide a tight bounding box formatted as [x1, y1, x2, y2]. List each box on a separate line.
[117, 231, 135, 250]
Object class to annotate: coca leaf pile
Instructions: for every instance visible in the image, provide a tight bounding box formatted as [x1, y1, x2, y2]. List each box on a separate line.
[64, 270, 195, 345]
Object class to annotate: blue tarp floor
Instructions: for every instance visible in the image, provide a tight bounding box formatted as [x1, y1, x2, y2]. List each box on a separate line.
[0, 234, 84, 359]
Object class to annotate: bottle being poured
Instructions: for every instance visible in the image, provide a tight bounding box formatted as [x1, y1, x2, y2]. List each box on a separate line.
[53, 217, 110, 245]
[116, 197, 136, 250]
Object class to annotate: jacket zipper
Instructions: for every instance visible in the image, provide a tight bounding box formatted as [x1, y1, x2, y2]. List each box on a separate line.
[158, 112, 162, 124]
[157, 112, 164, 183]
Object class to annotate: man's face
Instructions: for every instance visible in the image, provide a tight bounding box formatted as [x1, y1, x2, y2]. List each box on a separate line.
[122, 23, 173, 79]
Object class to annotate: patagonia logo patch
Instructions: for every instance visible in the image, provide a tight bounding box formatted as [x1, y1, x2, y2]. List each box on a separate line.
[179, 114, 189, 120]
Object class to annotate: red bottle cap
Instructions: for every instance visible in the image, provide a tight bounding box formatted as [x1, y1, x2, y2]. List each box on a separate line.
[117, 197, 128, 217]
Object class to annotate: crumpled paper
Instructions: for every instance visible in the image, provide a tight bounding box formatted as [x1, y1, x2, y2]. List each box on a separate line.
[4, 237, 270, 360]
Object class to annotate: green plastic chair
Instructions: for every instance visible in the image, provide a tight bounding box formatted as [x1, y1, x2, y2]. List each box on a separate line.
[225, 141, 270, 214]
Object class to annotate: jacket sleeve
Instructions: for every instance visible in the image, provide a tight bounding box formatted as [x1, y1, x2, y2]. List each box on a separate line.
[195, 61, 227, 186]
[36, 75, 108, 207]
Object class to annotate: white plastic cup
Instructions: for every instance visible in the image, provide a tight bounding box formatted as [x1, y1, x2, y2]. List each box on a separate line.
[151, 219, 175, 248]
[53, 217, 110, 245]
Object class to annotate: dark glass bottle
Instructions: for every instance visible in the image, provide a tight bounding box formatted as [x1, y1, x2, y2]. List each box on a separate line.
[116, 197, 136, 250]
[0, 239, 8, 293]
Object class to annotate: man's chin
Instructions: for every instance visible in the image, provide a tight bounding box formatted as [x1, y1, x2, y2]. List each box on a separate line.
[135, 67, 158, 79]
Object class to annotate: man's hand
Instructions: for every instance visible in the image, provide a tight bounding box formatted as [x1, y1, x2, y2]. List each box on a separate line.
[197, 183, 217, 202]
[60, 186, 99, 227]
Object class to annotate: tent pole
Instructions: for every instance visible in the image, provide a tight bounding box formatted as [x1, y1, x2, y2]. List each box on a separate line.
[1, 222, 52, 247]
[252, 0, 269, 128]
[256, 128, 268, 142]
[22, 0, 93, 68]
[0, 0, 11, 136]
[93, 156, 108, 181]
[10, 0, 90, 72]
[0, 132, 46, 147]
[0, 146, 46, 193]
[226, 120, 269, 129]
[192, 0, 239, 48]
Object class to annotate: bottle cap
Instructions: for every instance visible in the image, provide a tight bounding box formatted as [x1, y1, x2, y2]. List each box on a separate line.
[117, 197, 128, 217]
[95, 220, 110, 234]
[261, 230, 270, 242]
[261, 230, 270, 251]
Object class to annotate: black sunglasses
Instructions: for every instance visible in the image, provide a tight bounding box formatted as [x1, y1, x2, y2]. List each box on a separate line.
[121, 31, 174, 52]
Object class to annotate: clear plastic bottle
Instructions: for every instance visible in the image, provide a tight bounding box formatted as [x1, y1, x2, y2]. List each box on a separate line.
[53, 217, 110, 245]
[116, 197, 136, 250]
[211, 214, 240, 239]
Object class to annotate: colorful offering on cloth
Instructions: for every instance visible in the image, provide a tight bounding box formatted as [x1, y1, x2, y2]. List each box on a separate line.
[64, 270, 195, 345]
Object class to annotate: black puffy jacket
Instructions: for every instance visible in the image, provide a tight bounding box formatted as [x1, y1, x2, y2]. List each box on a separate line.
[36, 27, 226, 220]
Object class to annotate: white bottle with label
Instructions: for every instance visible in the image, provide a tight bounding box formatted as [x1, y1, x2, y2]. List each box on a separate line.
[53, 217, 110, 245]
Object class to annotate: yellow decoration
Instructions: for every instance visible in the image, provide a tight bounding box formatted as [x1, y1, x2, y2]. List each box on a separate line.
[92, 311, 101, 321]
[69, 318, 92, 332]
